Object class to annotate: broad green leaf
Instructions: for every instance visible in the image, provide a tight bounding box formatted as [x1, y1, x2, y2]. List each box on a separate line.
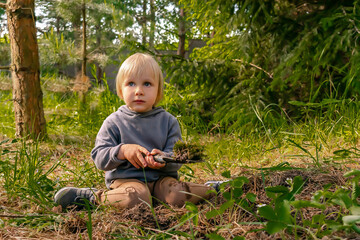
[206, 209, 220, 219]
[233, 188, 243, 198]
[233, 176, 249, 186]
[219, 199, 235, 213]
[185, 202, 198, 213]
[258, 205, 276, 220]
[276, 201, 292, 224]
[266, 221, 287, 234]
[331, 193, 352, 209]
[246, 193, 257, 203]
[290, 176, 304, 196]
[221, 170, 231, 178]
[266, 185, 289, 194]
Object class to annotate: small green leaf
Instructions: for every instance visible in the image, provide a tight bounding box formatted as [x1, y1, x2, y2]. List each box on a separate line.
[219, 199, 234, 213]
[233, 188, 243, 198]
[290, 176, 304, 195]
[331, 192, 352, 209]
[221, 170, 231, 178]
[258, 205, 276, 220]
[291, 200, 326, 210]
[276, 201, 292, 224]
[266, 221, 287, 234]
[185, 202, 198, 213]
[233, 237, 245, 240]
[206, 233, 226, 240]
[206, 209, 220, 219]
[266, 185, 289, 194]
[232, 176, 249, 186]
[246, 193, 257, 203]
[223, 191, 231, 200]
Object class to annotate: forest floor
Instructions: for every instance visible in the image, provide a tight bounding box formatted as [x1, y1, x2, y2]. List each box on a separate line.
[0, 135, 359, 240]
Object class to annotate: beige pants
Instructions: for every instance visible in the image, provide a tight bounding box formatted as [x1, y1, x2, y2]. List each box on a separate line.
[95, 176, 213, 208]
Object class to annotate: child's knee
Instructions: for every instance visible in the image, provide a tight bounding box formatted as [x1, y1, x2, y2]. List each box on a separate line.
[100, 181, 152, 208]
[125, 185, 152, 207]
[155, 178, 210, 207]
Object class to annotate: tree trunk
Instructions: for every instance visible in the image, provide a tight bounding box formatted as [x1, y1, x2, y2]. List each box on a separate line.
[81, 0, 86, 77]
[77, 0, 88, 104]
[55, 16, 60, 36]
[6, 0, 46, 138]
[177, 7, 185, 57]
[142, 0, 147, 45]
[72, 15, 81, 75]
[95, 26, 103, 85]
[149, 0, 155, 50]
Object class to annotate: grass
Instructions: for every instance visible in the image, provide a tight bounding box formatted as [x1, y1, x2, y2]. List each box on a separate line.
[0, 74, 359, 239]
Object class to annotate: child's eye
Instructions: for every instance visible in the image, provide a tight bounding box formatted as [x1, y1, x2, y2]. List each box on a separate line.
[144, 82, 151, 87]
[128, 82, 135, 86]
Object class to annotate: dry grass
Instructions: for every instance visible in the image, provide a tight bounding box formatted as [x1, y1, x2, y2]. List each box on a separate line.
[0, 128, 359, 239]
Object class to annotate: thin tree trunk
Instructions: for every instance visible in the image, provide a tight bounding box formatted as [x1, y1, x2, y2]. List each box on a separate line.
[95, 26, 103, 85]
[72, 16, 81, 75]
[81, 0, 86, 77]
[56, 16, 60, 36]
[177, 7, 186, 57]
[149, 0, 155, 50]
[142, 0, 147, 45]
[77, 0, 88, 104]
[6, 0, 46, 138]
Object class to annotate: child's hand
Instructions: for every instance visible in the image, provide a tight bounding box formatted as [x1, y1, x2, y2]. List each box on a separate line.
[119, 144, 150, 169]
[145, 149, 166, 169]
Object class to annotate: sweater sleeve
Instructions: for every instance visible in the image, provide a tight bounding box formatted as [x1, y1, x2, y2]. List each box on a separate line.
[91, 118, 127, 171]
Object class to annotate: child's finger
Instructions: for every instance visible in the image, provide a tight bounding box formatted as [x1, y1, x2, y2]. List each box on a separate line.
[146, 155, 165, 169]
[129, 159, 141, 169]
[136, 151, 147, 167]
[150, 149, 162, 155]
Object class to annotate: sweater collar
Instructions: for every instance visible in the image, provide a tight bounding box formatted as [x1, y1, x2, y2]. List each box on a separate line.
[119, 105, 164, 117]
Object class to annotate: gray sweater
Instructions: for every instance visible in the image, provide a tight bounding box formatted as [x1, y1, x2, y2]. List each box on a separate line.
[91, 105, 182, 188]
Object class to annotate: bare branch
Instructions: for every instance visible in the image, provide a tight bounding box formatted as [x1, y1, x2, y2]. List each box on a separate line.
[0, 2, 6, 9]
[234, 59, 273, 79]
[0, 66, 10, 70]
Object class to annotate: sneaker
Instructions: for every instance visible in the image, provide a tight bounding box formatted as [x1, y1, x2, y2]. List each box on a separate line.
[205, 180, 228, 193]
[54, 187, 98, 210]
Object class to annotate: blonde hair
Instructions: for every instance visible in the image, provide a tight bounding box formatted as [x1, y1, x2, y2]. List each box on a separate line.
[116, 53, 164, 106]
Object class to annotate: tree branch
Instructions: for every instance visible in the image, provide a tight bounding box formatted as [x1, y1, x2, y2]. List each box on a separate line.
[0, 66, 10, 70]
[234, 59, 273, 79]
[0, 2, 6, 9]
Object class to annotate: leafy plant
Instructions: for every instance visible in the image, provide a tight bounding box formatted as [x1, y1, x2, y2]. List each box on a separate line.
[258, 176, 305, 234]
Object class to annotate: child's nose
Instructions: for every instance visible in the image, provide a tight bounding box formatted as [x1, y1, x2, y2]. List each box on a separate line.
[135, 86, 143, 95]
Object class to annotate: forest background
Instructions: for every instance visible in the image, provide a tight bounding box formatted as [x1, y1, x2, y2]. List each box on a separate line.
[0, 0, 360, 239]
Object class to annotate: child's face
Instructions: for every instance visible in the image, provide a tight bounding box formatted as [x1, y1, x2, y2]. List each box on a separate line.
[121, 66, 159, 113]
